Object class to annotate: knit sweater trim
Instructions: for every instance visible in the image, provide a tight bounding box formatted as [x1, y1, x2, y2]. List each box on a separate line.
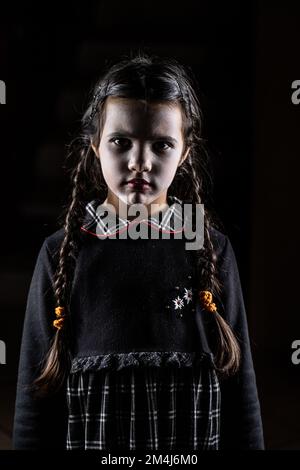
[70, 351, 215, 373]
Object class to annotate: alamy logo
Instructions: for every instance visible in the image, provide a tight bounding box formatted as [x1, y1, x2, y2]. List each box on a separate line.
[0, 340, 6, 364]
[94, 202, 205, 250]
[291, 340, 300, 365]
[0, 80, 6, 104]
[291, 80, 300, 105]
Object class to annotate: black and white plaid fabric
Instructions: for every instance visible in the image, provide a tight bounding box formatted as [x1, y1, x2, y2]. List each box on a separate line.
[66, 357, 221, 451]
[80, 195, 188, 238]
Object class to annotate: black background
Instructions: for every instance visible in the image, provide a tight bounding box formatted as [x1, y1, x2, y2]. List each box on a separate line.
[0, 0, 300, 450]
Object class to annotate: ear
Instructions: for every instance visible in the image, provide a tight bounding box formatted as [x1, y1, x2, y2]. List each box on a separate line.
[178, 146, 190, 167]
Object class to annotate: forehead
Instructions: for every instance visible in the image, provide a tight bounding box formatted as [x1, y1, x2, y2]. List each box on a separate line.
[102, 96, 184, 136]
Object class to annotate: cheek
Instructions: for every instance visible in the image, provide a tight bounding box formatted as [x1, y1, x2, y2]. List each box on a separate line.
[99, 146, 121, 174]
[156, 158, 180, 184]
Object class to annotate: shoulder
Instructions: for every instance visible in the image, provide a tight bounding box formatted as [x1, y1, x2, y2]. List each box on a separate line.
[208, 225, 238, 274]
[43, 227, 65, 259]
[209, 225, 229, 256]
[208, 226, 241, 291]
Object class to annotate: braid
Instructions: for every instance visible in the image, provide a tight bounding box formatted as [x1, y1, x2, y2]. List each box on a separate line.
[179, 151, 241, 377]
[34, 155, 89, 394]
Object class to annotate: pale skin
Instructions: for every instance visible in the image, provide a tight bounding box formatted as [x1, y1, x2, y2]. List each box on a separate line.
[91, 96, 190, 220]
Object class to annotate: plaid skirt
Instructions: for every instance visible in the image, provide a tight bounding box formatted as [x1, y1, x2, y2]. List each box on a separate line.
[66, 353, 221, 451]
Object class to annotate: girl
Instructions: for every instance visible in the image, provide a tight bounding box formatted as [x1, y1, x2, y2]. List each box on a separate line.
[13, 53, 264, 450]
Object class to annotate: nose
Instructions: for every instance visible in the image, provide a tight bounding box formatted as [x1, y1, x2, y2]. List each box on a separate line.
[128, 144, 152, 173]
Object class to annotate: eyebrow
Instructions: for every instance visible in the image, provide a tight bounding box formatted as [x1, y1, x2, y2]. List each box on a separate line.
[107, 131, 178, 145]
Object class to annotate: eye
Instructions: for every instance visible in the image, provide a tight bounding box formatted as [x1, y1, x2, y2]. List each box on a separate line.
[110, 137, 131, 149]
[153, 141, 173, 152]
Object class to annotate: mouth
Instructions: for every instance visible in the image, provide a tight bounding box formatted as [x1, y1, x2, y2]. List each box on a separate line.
[126, 178, 152, 190]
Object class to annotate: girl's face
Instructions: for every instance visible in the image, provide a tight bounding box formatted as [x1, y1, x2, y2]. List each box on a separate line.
[92, 96, 190, 216]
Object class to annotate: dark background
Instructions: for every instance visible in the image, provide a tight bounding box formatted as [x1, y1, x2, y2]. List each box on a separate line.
[0, 0, 300, 450]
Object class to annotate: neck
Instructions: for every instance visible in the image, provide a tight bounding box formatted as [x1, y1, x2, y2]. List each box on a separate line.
[102, 193, 169, 221]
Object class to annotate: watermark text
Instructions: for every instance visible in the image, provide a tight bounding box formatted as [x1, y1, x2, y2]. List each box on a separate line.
[291, 80, 300, 105]
[94, 202, 205, 250]
[0, 340, 6, 364]
[0, 80, 6, 104]
[291, 340, 300, 364]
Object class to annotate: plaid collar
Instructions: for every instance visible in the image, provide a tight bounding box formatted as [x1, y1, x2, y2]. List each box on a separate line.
[80, 195, 187, 238]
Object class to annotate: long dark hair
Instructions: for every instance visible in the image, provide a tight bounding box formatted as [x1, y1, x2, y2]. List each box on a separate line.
[35, 52, 241, 394]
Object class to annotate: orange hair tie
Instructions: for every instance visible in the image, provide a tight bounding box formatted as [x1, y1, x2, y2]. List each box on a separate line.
[199, 290, 217, 313]
[53, 306, 66, 330]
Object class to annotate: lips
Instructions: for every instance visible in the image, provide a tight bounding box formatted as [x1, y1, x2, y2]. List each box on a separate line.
[126, 178, 152, 191]
[127, 178, 151, 186]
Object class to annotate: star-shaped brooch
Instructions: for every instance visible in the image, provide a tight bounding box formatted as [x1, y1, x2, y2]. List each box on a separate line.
[173, 296, 185, 310]
[183, 287, 193, 304]
[165, 280, 195, 319]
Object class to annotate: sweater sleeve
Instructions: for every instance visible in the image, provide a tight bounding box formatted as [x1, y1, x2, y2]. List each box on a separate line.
[215, 234, 265, 450]
[13, 238, 68, 449]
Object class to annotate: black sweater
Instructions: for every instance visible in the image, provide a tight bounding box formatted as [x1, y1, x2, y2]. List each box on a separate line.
[13, 201, 265, 450]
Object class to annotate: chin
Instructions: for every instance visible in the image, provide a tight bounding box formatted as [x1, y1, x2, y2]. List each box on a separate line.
[126, 192, 150, 206]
